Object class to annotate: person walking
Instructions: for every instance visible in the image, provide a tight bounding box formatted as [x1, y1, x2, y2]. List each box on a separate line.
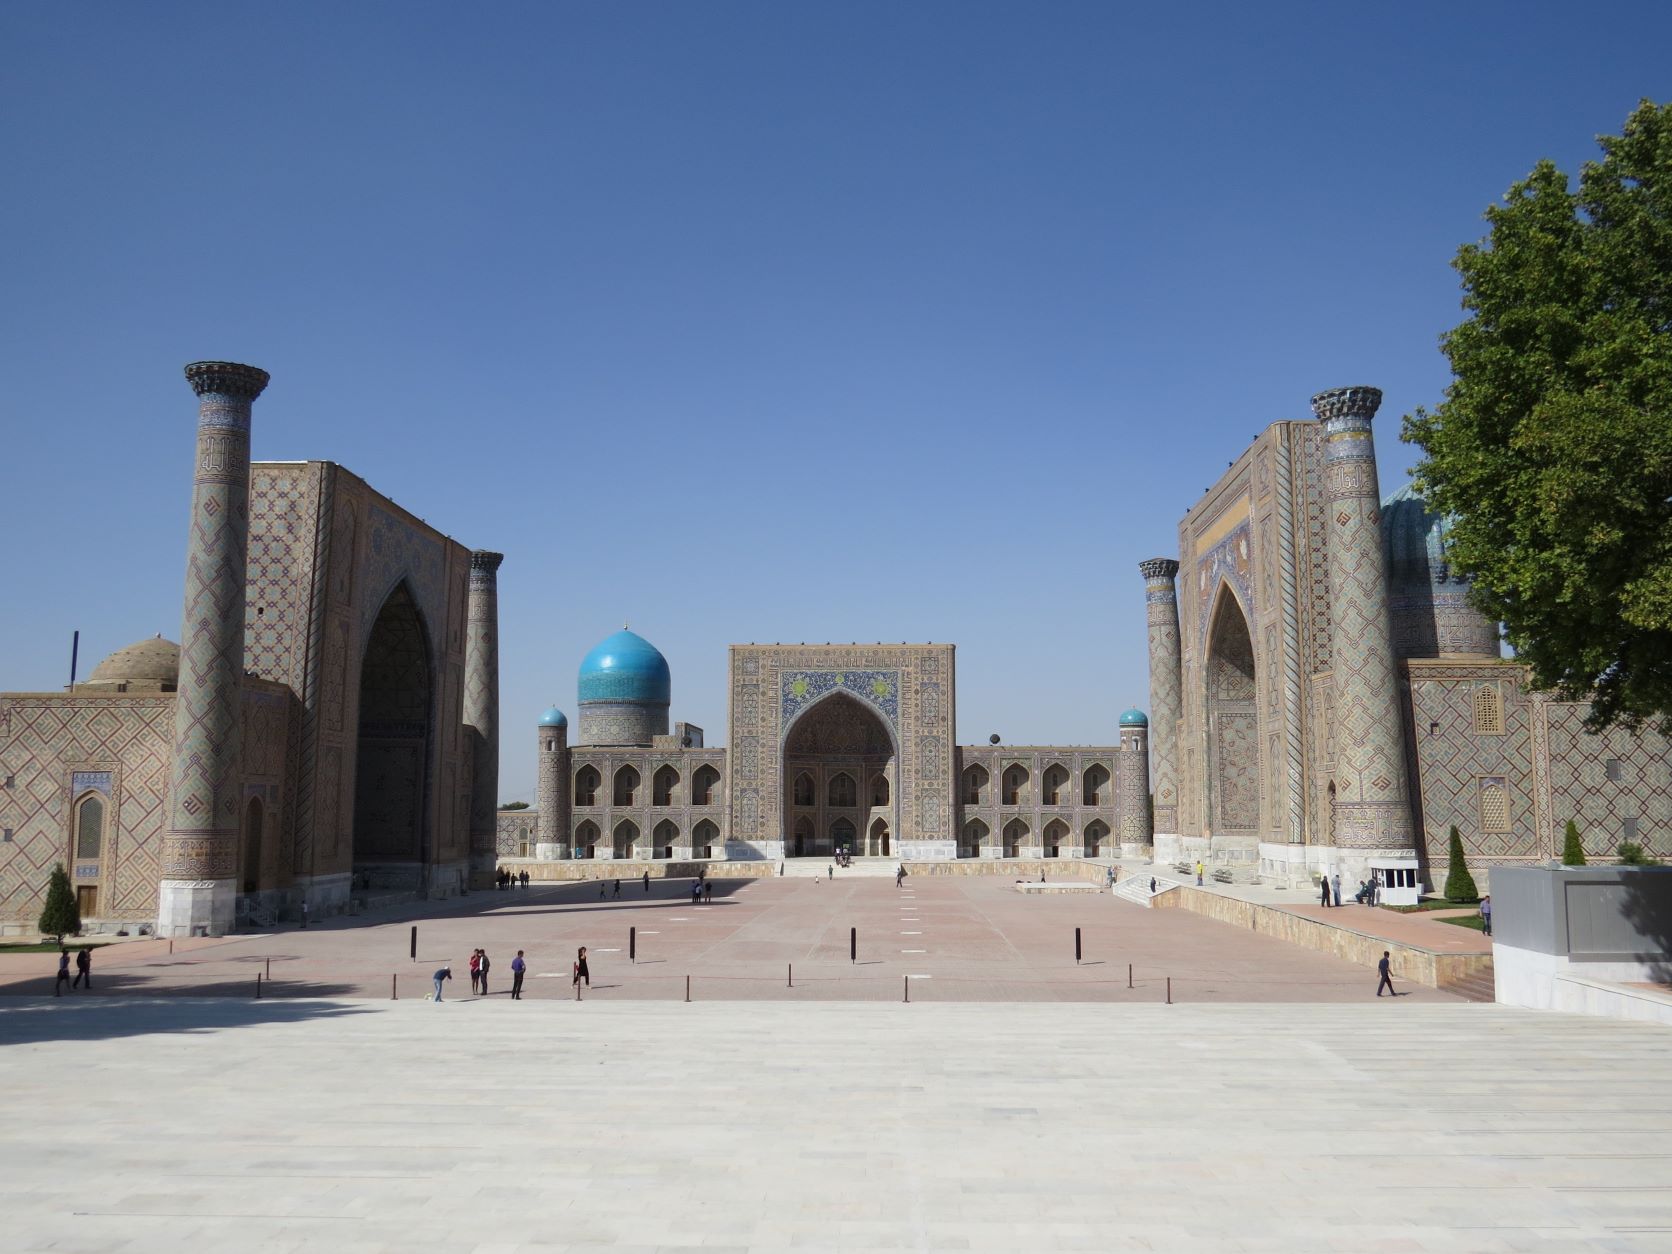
[1149, 875, 1157, 895]
[691, 879, 702, 905]
[520, 869, 529, 888]
[1376, 950, 1395, 997]
[1332, 873, 1342, 908]
[643, 870, 650, 893]
[613, 879, 621, 898]
[1320, 875, 1332, 908]
[573, 946, 590, 989]
[468, 949, 482, 995]
[54, 947, 71, 996]
[432, 965, 451, 1001]
[478, 949, 491, 996]
[704, 881, 712, 903]
[510, 950, 526, 1000]
[599, 881, 606, 899]
[1480, 895, 1492, 936]
[72, 946, 91, 989]
[1196, 860, 1204, 886]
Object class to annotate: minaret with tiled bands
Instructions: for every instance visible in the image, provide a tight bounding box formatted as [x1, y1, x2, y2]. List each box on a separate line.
[158, 361, 269, 937]
[535, 708, 570, 859]
[1313, 386, 1415, 852]
[464, 550, 504, 888]
[1139, 558, 1183, 843]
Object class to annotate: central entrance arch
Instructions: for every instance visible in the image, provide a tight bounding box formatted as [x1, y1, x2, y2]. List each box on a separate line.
[781, 692, 896, 858]
[1205, 586, 1260, 839]
[352, 581, 435, 889]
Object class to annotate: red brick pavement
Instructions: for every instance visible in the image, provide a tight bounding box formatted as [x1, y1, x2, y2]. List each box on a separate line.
[0, 876, 1467, 1004]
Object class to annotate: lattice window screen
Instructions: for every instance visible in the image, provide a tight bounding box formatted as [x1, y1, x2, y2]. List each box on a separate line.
[1480, 779, 1510, 832]
[1473, 684, 1504, 735]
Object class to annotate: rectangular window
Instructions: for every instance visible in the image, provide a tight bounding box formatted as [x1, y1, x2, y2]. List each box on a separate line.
[1480, 778, 1510, 832]
[1, 828, 11, 843]
[1472, 684, 1504, 735]
[1623, 817, 1640, 842]
[1605, 759, 1623, 782]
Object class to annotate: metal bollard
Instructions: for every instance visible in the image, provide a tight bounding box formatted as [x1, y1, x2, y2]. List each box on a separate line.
[1075, 927, 1082, 965]
[904, 975, 910, 1003]
[630, 926, 637, 963]
[788, 963, 793, 988]
[392, 973, 397, 1000]
[685, 974, 691, 1003]
[576, 978, 582, 1002]
[850, 927, 856, 964]
[256, 972, 262, 1000]
[266, 957, 271, 980]
[1166, 976, 1172, 1005]
[410, 925, 417, 962]
[1128, 962, 1133, 989]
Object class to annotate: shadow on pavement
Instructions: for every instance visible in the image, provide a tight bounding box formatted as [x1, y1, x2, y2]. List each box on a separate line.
[0, 994, 371, 1046]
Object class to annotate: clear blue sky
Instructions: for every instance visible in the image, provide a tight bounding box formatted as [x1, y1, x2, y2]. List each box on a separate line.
[3, 3, 1668, 802]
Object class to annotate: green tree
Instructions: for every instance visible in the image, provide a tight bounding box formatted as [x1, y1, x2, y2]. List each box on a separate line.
[1562, 819, 1587, 866]
[1402, 100, 1672, 733]
[1443, 826, 1480, 902]
[499, 801, 529, 811]
[1616, 840, 1661, 866]
[38, 863, 80, 942]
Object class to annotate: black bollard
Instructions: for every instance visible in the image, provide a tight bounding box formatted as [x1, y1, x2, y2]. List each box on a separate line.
[788, 963, 793, 988]
[1128, 962, 1133, 989]
[630, 926, 637, 963]
[685, 974, 690, 1002]
[904, 975, 910, 1003]
[392, 973, 397, 1000]
[410, 925, 417, 962]
[266, 957, 271, 981]
[256, 972, 262, 1000]
[1166, 976, 1172, 1005]
[850, 927, 857, 964]
[1075, 927, 1082, 965]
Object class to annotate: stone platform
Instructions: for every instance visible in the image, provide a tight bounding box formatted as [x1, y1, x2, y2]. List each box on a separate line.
[1015, 881, 1100, 894]
[2, 999, 1669, 1252]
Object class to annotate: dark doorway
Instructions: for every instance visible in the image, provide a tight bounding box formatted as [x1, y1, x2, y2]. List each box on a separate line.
[352, 582, 434, 887]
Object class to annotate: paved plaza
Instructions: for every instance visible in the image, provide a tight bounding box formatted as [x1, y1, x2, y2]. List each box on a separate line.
[2, 997, 1670, 1253]
[0, 875, 1469, 1003]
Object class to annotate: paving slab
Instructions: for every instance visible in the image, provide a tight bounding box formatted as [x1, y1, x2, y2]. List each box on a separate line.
[0, 999, 1669, 1252]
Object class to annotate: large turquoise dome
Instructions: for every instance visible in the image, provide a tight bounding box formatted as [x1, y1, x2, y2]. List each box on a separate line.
[578, 629, 671, 705]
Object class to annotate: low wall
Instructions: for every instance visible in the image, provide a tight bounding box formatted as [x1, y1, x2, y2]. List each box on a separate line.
[904, 859, 1109, 882]
[496, 860, 777, 883]
[1152, 885, 1491, 988]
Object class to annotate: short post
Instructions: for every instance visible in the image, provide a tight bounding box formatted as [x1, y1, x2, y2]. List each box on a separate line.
[391, 973, 397, 1000]
[576, 978, 582, 1002]
[410, 925, 417, 961]
[256, 972, 262, 999]
[1128, 962, 1133, 989]
[169, 939, 174, 955]
[904, 975, 910, 1003]
[1075, 926, 1082, 965]
[1166, 976, 1172, 1005]
[850, 926, 857, 964]
[630, 926, 637, 963]
[685, 974, 691, 1002]
[788, 962, 793, 988]
[265, 957, 271, 980]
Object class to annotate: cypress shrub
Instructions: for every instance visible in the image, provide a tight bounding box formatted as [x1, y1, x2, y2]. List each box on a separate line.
[1561, 820, 1586, 866]
[1443, 826, 1479, 903]
[38, 863, 80, 942]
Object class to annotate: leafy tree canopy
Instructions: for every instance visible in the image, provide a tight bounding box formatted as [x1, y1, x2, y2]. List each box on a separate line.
[1403, 100, 1672, 732]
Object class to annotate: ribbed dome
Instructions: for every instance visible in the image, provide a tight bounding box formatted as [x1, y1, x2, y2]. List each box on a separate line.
[85, 636, 180, 689]
[1119, 708, 1149, 727]
[1382, 482, 1464, 587]
[577, 629, 671, 705]
[538, 706, 568, 728]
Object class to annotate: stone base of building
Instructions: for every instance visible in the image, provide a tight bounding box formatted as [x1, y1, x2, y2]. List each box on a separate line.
[299, 872, 353, 919]
[468, 851, 499, 890]
[426, 860, 469, 899]
[1254, 843, 1421, 899]
[156, 878, 235, 937]
[1152, 832, 1183, 863]
[899, 841, 953, 861]
[1120, 841, 1154, 860]
[534, 843, 564, 860]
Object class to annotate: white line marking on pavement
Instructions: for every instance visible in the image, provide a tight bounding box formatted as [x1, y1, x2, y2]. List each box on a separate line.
[901, 930, 922, 935]
[594, 948, 621, 952]
[901, 948, 926, 953]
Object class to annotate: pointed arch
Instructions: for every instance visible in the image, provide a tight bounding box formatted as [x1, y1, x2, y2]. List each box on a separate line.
[613, 764, 640, 808]
[352, 579, 434, 874]
[1002, 818, 1029, 859]
[827, 772, 857, 809]
[868, 817, 890, 857]
[793, 771, 816, 807]
[653, 764, 680, 807]
[871, 771, 890, 808]
[962, 763, 988, 806]
[573, 819, 599, 859]
[960, 817, 988, 859]
[1002, 764, 1029, 806]
[1043, 817, 1069, 858]
[653, 819, 679, 858]
[693, 818, 719, 858]
[692, 764, 721, 806]
[612, 818, 639, 859]
[1042, 762, 1070, 806]
[1205, 579, 1260, 834]
[1082, 763, 1111, 806]
[1084, 819, 1110, 857]
[74, 792, 104, 861]
[574, 765, 600, 807]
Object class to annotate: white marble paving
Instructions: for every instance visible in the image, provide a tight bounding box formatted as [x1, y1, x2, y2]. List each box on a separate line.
[0, 999, 1669, 1252]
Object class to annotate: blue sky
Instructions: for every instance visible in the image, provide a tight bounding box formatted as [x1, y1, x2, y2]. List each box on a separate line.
[3, 3, 1668, 801]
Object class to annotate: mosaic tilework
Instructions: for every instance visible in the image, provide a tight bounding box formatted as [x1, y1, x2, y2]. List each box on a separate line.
[464, 552, 503, 882]
[1540, 700, 1672, 860]
[71, 771, 112, 797]
[1140, 559, 1182, 835]
[781, 670, 900, 730]
[1117, 725, 1152, 845]
[1315, 388, 1414, 849]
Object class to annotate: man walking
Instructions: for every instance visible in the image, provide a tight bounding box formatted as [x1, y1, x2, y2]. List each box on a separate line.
[1320, 875, 1332, 908]
[432, 965, 451, 1001]
[1196, 860, 1204, 886]
[1376, 950, 1396, 997]
[704, 881, 712, 903]
[469, 949, 482, 994]
[643, 870, 650, 893]
[72, 946, 91, 989]
[1480, 895, 1492, 936]
[54, 947, 71, 996]
[1332, 872, 1342, 908]
[510, 950, 526, 1000]
[479, 949, 491, 996]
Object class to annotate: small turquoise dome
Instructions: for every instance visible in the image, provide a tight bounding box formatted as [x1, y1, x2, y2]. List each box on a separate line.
[578, 629, 671, 705]
[1119, 708, 1149, 727]
[538, 706, 568, 728]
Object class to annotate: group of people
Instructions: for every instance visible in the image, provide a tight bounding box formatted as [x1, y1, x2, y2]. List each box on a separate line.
[496, 868, 530, 890]
[53, 946, 91, 995]
[1317, 871, 1386, 908]
[432, 946, 564, 1002]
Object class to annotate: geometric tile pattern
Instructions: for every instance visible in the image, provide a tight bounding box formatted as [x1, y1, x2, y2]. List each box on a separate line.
[1313, 387, 1414, 850]
[463, 551, 503, 883]
[1139, 558, 1181, 834]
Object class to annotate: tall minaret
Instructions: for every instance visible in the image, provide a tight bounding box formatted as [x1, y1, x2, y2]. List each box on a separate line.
[158, 361, 269, 937]
[1313, 386, 1414, 855]
[535, 707, 570, 859]
[1117, 708, 1154, 857]
[464, 550, 504, 889]
[1139, 559, 1183, 846]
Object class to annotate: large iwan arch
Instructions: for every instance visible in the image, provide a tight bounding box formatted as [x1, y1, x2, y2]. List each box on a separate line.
[1204, 584, 1260, 845]
[352, 581, 435, 890]
[780, 691, 897, 857]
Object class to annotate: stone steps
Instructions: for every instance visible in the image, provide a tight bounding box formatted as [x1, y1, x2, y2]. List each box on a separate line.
[1441, 962, 1496, 1003]
[784, 858, 900, 879]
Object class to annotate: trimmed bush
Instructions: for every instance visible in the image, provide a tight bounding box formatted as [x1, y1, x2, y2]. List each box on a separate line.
[1443, 826, 1479, 903]
[1561, 820, 1586, 866]
[38, 863, 80, 942]
[1616, 841, 1661, 866]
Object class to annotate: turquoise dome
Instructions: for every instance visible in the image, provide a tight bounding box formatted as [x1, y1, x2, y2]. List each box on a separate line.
[578, 629, 671, 705]
[538, 706, 568, 728]
[1381, 482, 1465, 587]
[1119, 708, 1148, 727]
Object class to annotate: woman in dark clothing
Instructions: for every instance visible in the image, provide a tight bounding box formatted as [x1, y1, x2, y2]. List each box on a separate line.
[573, 945, 590, 988]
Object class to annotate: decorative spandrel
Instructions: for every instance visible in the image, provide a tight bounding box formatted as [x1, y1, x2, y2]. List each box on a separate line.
[780, 670, 899, 733]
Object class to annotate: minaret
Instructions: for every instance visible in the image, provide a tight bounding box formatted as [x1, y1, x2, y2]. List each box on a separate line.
[1138, 559, 1183, 849]
[1313, 386, 1415, 854]
[535, 707, 570, 859]
[1118, 709, 1154, 857]
[464, 550, 504, 889]
[158, 361, 269, 937]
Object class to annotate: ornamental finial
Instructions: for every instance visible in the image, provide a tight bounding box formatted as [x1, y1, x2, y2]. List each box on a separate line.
[1310, 386, 1382, 423]
[184, 361, 270, 400]
[1138, 558, 1181, 581]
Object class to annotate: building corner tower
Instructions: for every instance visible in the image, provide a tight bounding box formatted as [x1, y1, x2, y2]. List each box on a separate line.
[158, 360, 269, 937]
[1313, 387, 1415, 873]
[1117, 708, 1154, 858]
[1139, 558, 1183, 860]
[464, 550, 504, 889]
[535, 708, 570, 859]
